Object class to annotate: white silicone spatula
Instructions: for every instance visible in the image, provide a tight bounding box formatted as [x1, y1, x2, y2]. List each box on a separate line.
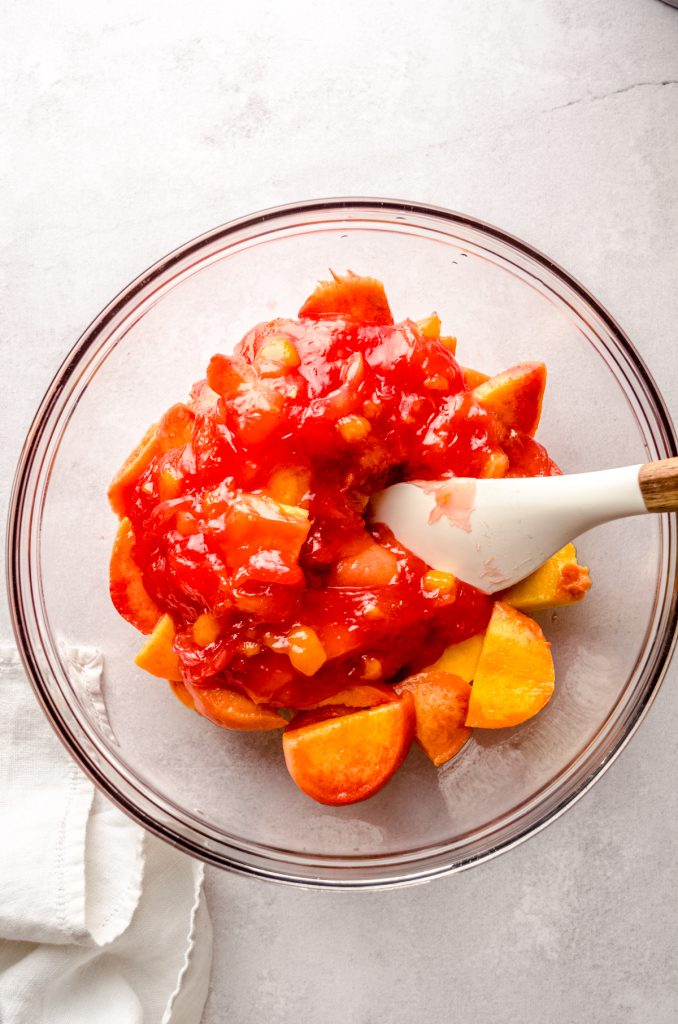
[371, 457, 678, 594]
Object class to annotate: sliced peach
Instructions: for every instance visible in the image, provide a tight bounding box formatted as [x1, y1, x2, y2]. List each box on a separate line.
[169, 680, 195, 709]
[310, 683, 396, 708]
[466, 602, 555, 729]
[501, 543, 592, 612]
[135, 613, 182, 681]
[416, 313, 441, 340]
[439, 335, 457, 355]
[109, 517, 161, 634]
[299, 271, 393, 325]
[108, 423, 159, 517]
[428, 632, 485, 682]
[283, 694, 415, 805]
[396, 670, 472, 766]
[188, 685, 286, 731]
[206, 353, 253, 399]
[472, 363, 546, 437]
[462, 366, 489, 390]
[222, 493, 310, 571]
[156, 402, 195, 453]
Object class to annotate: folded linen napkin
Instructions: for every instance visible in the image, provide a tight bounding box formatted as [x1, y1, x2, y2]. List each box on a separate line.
[0, 644, 212, 1023]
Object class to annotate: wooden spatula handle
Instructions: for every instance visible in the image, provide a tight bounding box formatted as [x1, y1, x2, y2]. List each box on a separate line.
[639, 457, 678, 512]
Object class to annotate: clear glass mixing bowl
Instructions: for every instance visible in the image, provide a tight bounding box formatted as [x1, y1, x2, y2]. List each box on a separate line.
[7, 199, 678, 888]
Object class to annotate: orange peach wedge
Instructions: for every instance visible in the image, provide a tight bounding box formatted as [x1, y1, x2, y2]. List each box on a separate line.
[188, 686, 286, 731]
[135, 613, 182, 681]
[283, 694, 415, 805]
[396, 670, 472, 767]
[500, 543, 591, 612]
[466, 602, 555, 729]
[472, 362, 546, 437]
[110, 517, 161, 634]
[108, 423, 159, 517]
[169, 680, 195, 709]
[427, 632, 485, 683]
[310, 683, 396, 709]
[299, 271, 394, 326]
[461, 366, 489, 390]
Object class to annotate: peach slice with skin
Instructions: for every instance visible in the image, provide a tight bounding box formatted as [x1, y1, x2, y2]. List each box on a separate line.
[461, 366, 489, 390]
[472, 363, 546, 437]
[501, 543, 591, 612]
[135, 613, 182, 681]
[187, 685, 286, 731]
[108, 423, 159, 517]
[109, 517, 161, 634]
[428, 632, 485, 682]
[283, 694, 415, 805]
[299, 271, 394, 325]
[466, 602, 555, 729]
[169, 680, 195, 709]
[309, 683, 396, 709]
[396, 670, 472, 766]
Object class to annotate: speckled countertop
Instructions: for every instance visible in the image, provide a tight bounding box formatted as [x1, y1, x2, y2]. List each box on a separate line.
[2, 1, 678, 1021]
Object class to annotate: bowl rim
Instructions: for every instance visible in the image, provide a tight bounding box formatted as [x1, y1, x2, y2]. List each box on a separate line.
[7, 196, 678, 889]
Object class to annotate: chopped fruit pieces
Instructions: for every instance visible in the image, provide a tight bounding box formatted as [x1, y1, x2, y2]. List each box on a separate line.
[479, 450, 509, 478]
[221, 493, 310, 572]
[337, 414, 372, 442]
[109, 517, 161, 634]
[192, 612, 221, 647]
[158, 467, 182, 501]
[255, 336, 301, 376]
[282, 695, 415, 804]
[110, 271, 590, 804]
[266, 466, 311, 506]
[416, 313, 441, 340]
[462, 366, 489, 389]
[108, 424, 158, 517]
[429, 633, 484, 682]
[156, 403, 195, 453]
[424, 374, 449, 390]
[188, 686, 286, 731]
[396, 670, 472, 766]
[422, 570, 457, 595]
[134, 614, 182, 681]
[334, 540, 399, 587]
[206, 353, 252, 399]
[466, 602, 555, 729]
[472, 363, 547, 437]
[361, 656, 383, 681]
[287, 626, 327, 676]
[299, 271, 393, 325]
[500, 543, 591, 611]
[311, 682, 394, 707]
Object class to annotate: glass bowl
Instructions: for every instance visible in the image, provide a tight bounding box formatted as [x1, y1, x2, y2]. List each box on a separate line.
[8, 199, 678, 889]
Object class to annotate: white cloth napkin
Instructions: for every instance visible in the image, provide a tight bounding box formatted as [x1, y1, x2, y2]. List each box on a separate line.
[0, 645, 213, 1024]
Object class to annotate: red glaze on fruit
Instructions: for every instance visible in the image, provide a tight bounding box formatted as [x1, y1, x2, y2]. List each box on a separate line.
[111, 274, 557, 709]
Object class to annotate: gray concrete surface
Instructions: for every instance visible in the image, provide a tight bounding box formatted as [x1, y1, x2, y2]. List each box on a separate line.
[2, 1, 677, 1021]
